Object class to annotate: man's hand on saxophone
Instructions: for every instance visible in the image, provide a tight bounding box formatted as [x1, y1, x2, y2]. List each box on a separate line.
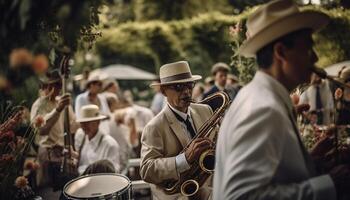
[185, 138, 212, 164]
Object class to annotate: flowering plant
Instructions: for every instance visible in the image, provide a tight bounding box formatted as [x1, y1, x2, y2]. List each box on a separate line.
[229, 20, 257, 84]
[0, 102, 42, 200]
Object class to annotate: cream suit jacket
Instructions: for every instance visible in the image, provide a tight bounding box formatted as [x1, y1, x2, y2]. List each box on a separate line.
[140, 103, 212, 200]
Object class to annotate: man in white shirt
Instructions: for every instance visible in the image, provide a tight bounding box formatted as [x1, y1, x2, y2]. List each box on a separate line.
[140, 61, 213, 200]
[213, 0, 350, 199]
[75, 74, 111, 133]
[75, 104, 120, 174]
[300, 73, 334, 125]
[30, 70, 79, 187]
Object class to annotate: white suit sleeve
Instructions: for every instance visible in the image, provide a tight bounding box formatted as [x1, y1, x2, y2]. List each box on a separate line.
[218, 107, 336, 200]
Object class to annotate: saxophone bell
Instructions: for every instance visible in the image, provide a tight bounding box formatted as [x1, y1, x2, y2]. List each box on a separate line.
[180, 179, 199, 197]
[199, 149, 215, 173]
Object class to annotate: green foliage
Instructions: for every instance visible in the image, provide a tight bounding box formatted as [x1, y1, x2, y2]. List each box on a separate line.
[230, 5, 350, 84]
[133, 0, 234, 21]
[0, 0, 105, 105]
[310, 7, 350, 67]
[96, 12, 236, 77]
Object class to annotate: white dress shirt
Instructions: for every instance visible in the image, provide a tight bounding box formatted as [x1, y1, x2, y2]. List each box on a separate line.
[213, 71, 336, 200]
[168, 104, 196, 174]
[299, 81, 334, 124]
[30, 96, 78, 148]
[75, 129, 120, 174]
[125, 105, 154, 133]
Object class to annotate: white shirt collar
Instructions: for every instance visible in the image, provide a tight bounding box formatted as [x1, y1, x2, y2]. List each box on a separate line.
[167, 103, 190, 120]
[86, 130, 103, 148]
[255, 70, 293, 112]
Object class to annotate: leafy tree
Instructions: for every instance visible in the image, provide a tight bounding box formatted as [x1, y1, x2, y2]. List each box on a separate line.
[0, 0, 105, 106]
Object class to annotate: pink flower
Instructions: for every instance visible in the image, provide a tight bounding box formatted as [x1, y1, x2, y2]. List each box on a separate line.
[0, 130, 14, 142]
[0, 154, 14, 163]
[14, 176, 28, 188]
[33, 162, 40, 170]
[291, 93, 300, 105]
[32, 54, 49, 74]
[0, 75, 9, 91]
[229, 22, 242, 37]
[33, 115, 45, 129]
[24, 160, 35, 170]
[335, 88, 343, 100]
[9, 48, 33, 68]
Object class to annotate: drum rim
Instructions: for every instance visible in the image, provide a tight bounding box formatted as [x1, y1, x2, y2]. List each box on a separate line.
[63, 173, 131, 199]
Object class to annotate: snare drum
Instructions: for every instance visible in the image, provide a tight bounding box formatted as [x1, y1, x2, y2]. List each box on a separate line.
[63, 173, 132, 200]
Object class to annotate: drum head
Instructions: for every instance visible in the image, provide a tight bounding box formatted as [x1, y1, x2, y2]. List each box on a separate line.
[64, 173, 130, 198]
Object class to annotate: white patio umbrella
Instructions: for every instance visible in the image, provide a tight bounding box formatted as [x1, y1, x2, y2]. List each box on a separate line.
[88, 64, 157, 80]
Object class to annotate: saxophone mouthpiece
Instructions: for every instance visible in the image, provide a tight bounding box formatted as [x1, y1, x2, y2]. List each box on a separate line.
[311, 66, 350, 89]
[311, 67, 327, 79]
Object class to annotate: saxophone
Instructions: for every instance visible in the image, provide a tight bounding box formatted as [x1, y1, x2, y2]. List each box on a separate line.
[163, 91, 231, 197]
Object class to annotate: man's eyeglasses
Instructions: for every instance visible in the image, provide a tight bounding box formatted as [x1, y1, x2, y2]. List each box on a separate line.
[167, 82, 195, 92]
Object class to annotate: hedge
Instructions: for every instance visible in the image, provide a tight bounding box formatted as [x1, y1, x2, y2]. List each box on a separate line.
[95, 6, 350, 84]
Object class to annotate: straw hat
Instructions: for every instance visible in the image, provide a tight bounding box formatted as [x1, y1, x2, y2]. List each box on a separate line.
[39, 69, 61, 84]
[339, 68, 350, 82]
[76, 104, 107, 123]
[85, 74, 103, 88]
[239, 0, 330, 57]
[150, 61, 201, 87]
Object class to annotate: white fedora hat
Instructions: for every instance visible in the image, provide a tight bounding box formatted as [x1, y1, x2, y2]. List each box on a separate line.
[239, 0, 330, 57]
[76, 104, 107, 123]
[150, 61, 201, 87]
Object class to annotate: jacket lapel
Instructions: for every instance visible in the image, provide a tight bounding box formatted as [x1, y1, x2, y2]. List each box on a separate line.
[189, 104, 205, 133]
[164, 106, 190, 148]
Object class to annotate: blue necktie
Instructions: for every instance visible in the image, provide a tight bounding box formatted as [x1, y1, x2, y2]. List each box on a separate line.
[315, 86, 323, 124]
[170, 108, 196, 138]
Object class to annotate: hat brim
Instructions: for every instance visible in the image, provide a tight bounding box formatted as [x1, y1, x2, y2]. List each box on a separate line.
[40, 78, 61, 85]
[239, 11, 330, 57]
[150, 75, 202, 87]
[76, 115, 107, 123]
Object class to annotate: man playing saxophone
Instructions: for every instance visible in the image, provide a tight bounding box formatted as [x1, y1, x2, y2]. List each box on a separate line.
[140, 61, 213, 200]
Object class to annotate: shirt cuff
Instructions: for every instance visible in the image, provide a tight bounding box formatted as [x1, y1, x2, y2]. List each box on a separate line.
[309, 174, 336, 200]
[175, 153, 191, 174]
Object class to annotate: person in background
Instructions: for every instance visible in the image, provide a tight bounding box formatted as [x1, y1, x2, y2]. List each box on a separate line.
[203, 62, 231, 99]
[204, 76, 214, 93]
[150, 79, 166, 115]
[140, 61, 213, 200]
[192, 82, 205, 101]
[75, 74, 110, 133]
[82, 159, 116, 175]
[105, 93, 136, 173]
[300, 73, 334, 125]
[225, 73, 242, 100]
[213, 0, 350, 199]
[79, 67, 91, 93]
[102, 78, 123, 100]
[30, 69, 79, 188]
[75, 104, 120, 174]
[203, 62, 231, 110]
[334, 68, 350, 126]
